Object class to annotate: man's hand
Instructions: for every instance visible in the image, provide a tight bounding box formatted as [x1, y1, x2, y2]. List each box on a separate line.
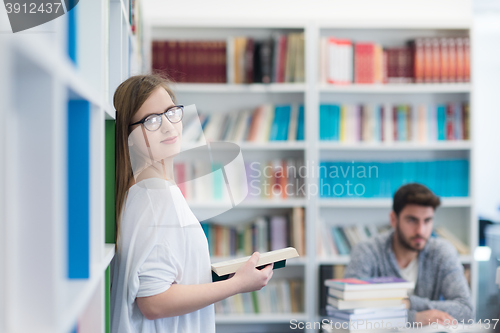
[415, 309, 455, 326]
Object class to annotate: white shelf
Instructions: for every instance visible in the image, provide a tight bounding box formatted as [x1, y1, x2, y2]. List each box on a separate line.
[183, 141, 306, 151]
[319, 83, 471, 93]
[188, 199, 307, 209]
[318, 197, 472, 208]
[318, 141, 472, 151]
[317, 255, 472, 265]
[215, 313, 308, 323]
[60, 245, 115, 333]
[172, 83, 306, 93]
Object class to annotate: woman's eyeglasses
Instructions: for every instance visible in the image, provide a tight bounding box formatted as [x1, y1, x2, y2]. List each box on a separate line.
[129, 105, 184, 131]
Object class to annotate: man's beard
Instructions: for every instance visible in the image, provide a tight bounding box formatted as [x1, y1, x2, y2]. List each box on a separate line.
[395, 222, 426, 252]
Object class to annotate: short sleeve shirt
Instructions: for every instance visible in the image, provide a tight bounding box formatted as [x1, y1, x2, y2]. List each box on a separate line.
[110, 178, 215, 333]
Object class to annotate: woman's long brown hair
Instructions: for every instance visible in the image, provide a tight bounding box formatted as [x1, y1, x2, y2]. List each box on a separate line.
[113, 74, 176, 245]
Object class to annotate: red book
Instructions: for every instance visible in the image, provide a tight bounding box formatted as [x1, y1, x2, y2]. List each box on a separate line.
[382, 49, 388, 83]
[278, 35, 288, 83]
[355, 43, 375, 83]
[446, 103, 455, 140]
[431, 38, 441, 83]
[280, 160, 288, 199]
[463, 37, 470, 82]
[174, 163, 187, 198]
[456, 38, 465, 82]
[448, 38, 457, 83]
[440, 38, 449, 83]
[423, 38, 433, 83]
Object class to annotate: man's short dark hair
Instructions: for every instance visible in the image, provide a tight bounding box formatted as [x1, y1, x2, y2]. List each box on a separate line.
[392, 183, 441, 216]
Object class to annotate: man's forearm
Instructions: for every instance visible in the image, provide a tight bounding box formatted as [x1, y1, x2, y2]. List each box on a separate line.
[409, 295, 473, 321]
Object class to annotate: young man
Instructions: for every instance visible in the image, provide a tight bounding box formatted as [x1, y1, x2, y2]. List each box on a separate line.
[344, 183, 473, 325]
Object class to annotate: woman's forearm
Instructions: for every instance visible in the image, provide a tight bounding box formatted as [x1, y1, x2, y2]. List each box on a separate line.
[137, 278, 240, 320]
[136, 252, 273, 320]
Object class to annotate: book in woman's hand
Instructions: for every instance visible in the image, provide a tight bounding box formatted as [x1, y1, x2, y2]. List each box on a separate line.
[211, 247, 299, 282]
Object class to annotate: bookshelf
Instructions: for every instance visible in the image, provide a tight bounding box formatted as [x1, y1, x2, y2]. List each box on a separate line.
[0, 0, 143, 331]
[148, 14, 476, 333]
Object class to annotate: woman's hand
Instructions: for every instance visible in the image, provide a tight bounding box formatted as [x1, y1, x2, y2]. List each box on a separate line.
[230, 252, 274, 294]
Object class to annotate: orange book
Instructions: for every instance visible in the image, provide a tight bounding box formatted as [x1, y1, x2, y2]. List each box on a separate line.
[280, 160, 288, 199]
[423, 38, 433, 83]
[456, 37, 465, 82]
[439, 38, 449, 83]
[247, 106, 265, 141]
[448, 37, 457, 83]
[413, 38, 425, 83]
[464, 37, 470, 82]
[431, 38, 441, 83]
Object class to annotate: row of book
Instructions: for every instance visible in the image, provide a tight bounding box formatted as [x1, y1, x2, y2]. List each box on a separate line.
[320, 36, 470, 84]
[152, 40, 227, 83]
[319, 102, 470, 142]
[318, 223, 469, 257]
[228, 33, 305, 84]
[182, 104, 305, 143]
[151, 33, 305, 84]
[201, 207, 305, 258]
[214, 279, 304, 314]
[318, 160, 469, 198]
[174, 158, 306, 202]
[322, 277, 412, 332]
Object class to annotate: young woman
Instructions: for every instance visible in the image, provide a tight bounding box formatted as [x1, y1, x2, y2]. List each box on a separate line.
[110, 74, 273, 333]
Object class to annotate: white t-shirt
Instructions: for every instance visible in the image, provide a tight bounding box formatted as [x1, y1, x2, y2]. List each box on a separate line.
[110, 178, 215, 333]
[399, 257, 418, 296]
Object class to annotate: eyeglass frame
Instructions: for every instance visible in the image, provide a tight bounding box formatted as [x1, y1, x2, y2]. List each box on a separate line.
[129, 105, 184, 131]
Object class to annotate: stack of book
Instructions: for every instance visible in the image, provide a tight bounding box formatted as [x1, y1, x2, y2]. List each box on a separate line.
[320, 36, 470, 84]
[322, 277, 414, 332]
[319, 102, 470, 143]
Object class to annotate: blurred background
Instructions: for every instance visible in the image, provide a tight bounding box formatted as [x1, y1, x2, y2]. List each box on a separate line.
[0, 0, 499, 332]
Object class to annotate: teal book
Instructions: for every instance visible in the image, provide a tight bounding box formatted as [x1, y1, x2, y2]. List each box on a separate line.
[332, 104, 340, 141]
[270, 106, 282, 141]
[279, 105, 291, 140]
[332, 227, 350, 255]
[437, 105, 446, 141]
[320, 104, 329, 140]
[297, 105, 305, 140]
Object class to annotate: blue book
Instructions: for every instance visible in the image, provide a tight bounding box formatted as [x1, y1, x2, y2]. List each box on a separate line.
[332, 105, 340, 141]
[374, 105, 381, 142]
[297, 105, 305, 140]
[280, 105, 291, 140]
[269, 106, 281, 141]
[332, 227, 350, 255]
[68, 100, 90, 279]
[67, 5, 77, 64]
[397, 106, 406, 141]
[320, 104, 329, 140]
[437, 105, 446, 141]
